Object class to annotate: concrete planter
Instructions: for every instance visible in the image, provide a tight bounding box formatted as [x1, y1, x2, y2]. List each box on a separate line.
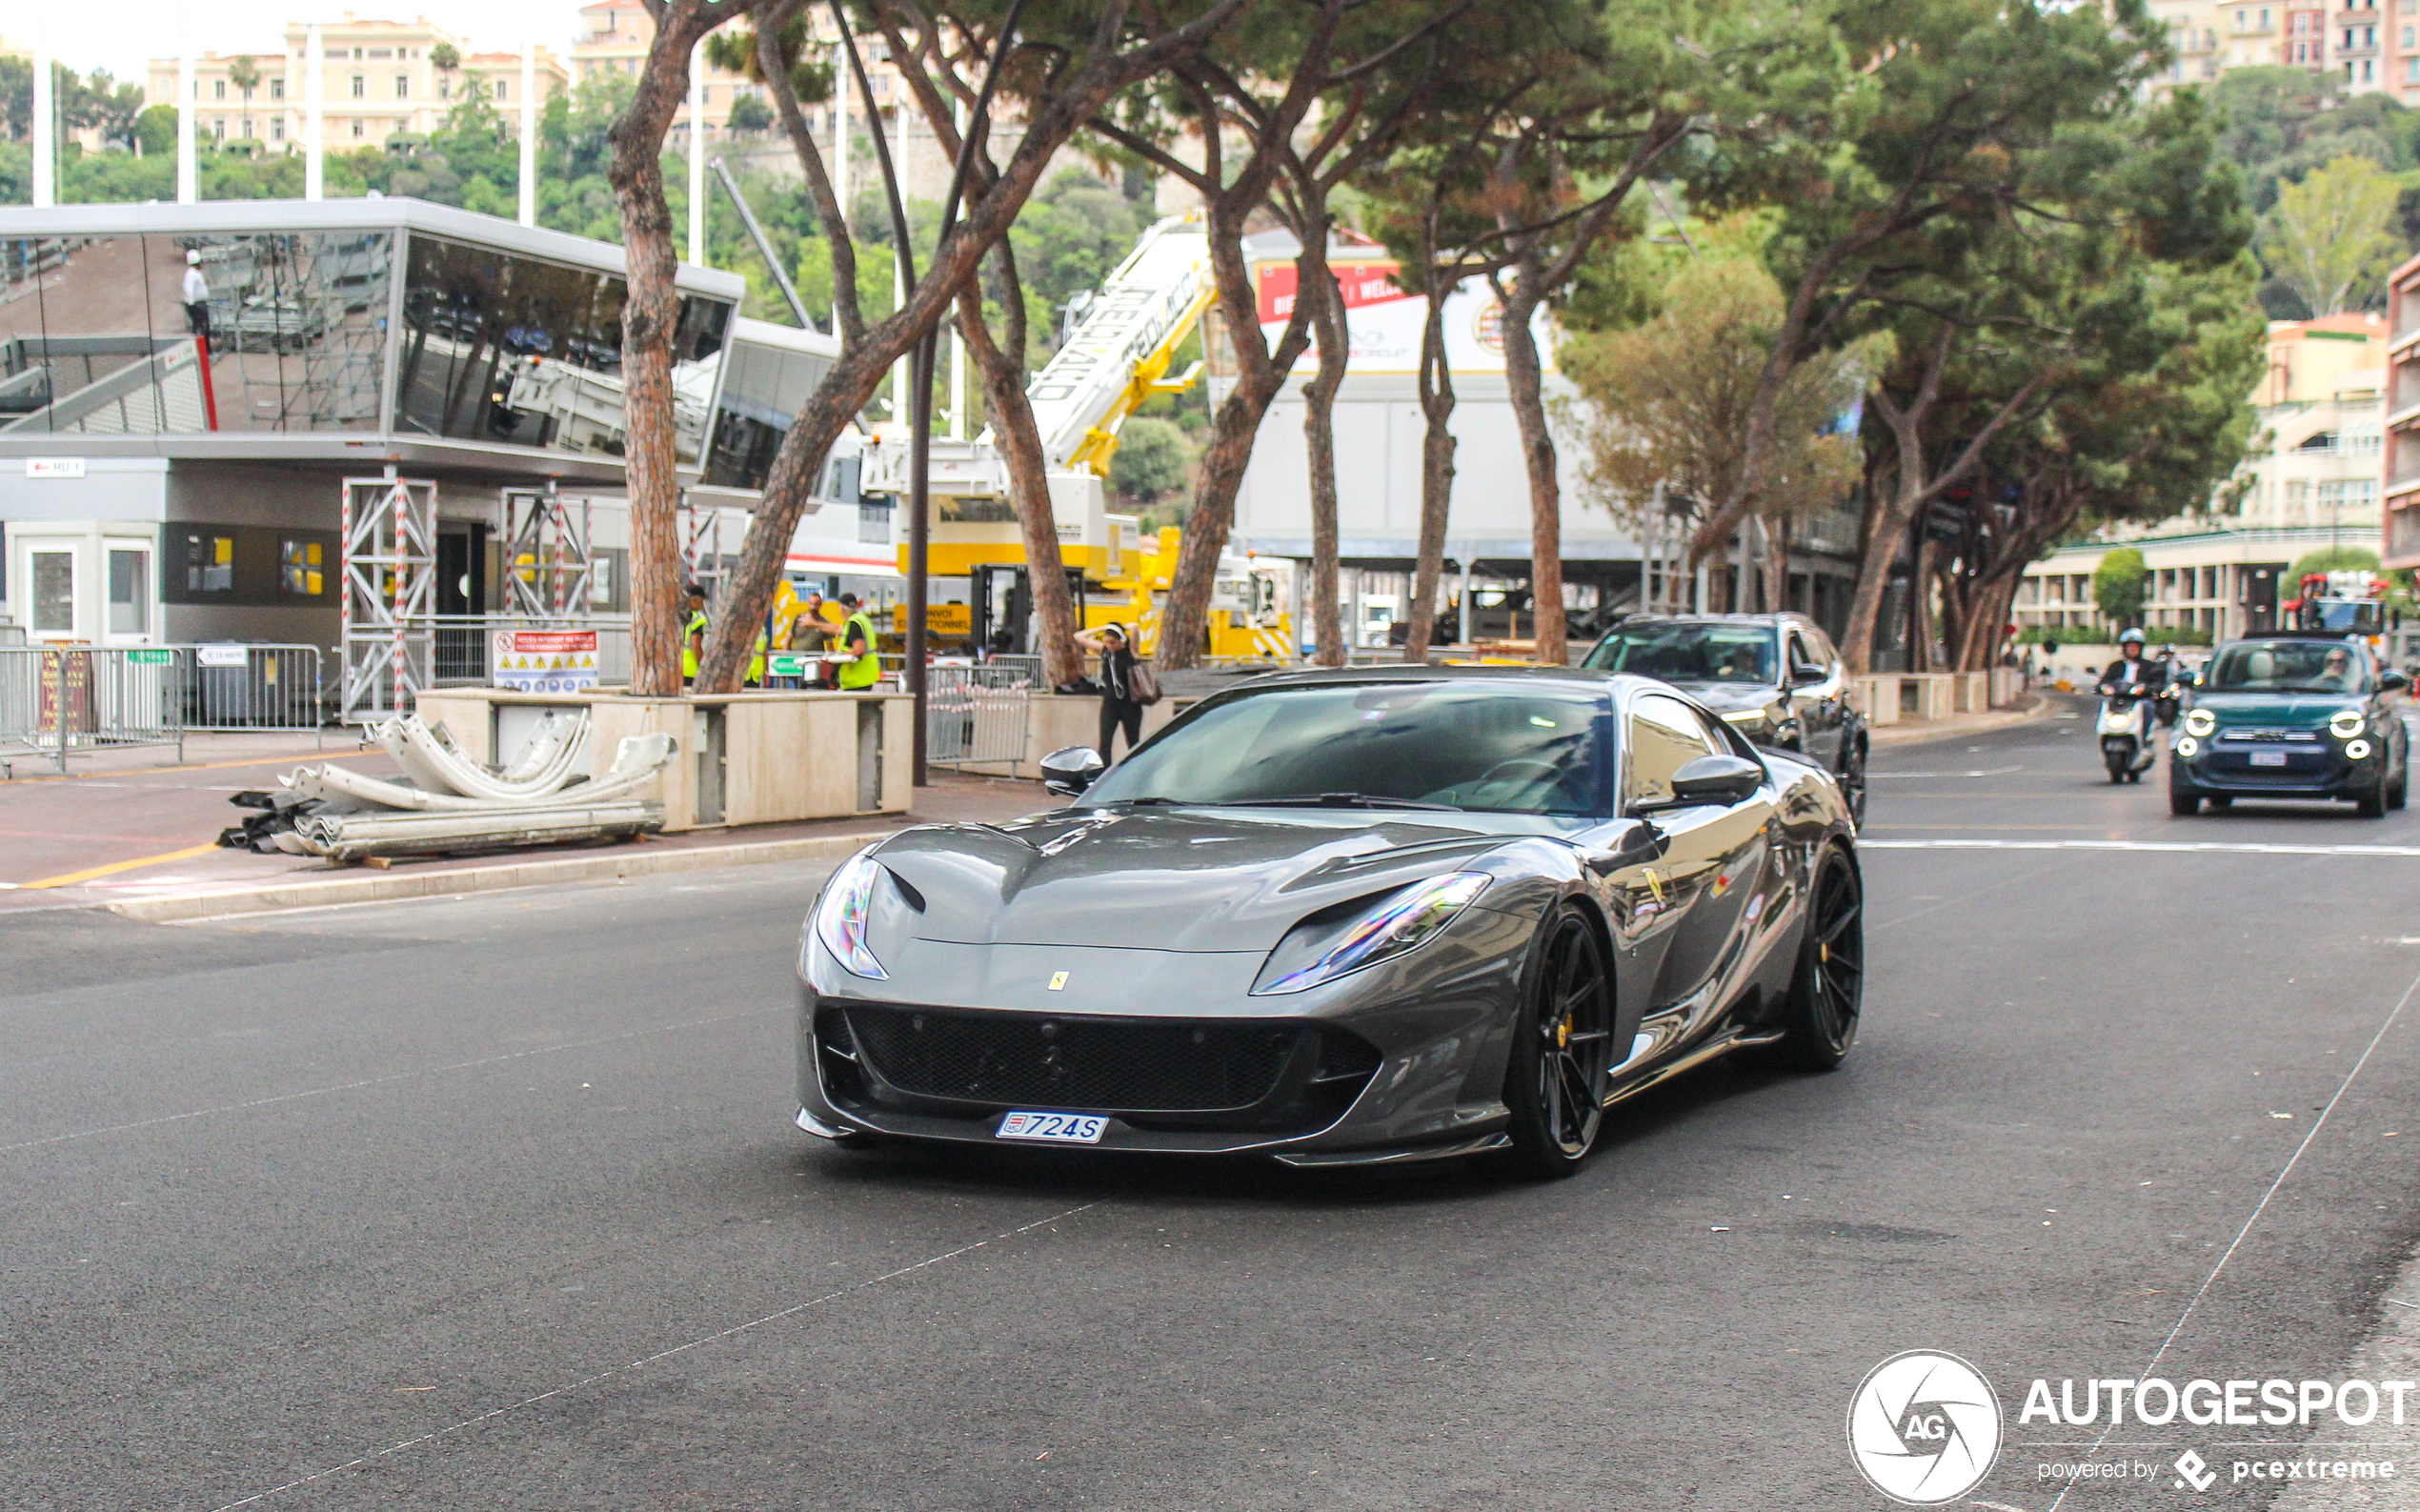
[1951, 671, 1990, 713]
[413, 688, 913, 832]
[1851, 675, 1903, 726]
[1902, 673, 1957, 721]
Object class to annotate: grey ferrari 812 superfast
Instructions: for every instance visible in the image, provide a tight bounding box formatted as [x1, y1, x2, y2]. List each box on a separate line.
[795, 667, 1862, 1175]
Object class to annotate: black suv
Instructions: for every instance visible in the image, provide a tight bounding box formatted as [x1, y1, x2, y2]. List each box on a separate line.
[1581, 613, 1868, 824]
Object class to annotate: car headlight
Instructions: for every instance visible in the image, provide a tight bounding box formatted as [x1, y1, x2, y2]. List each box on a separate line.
[814, 853, 890, 979]
[2184, 709, 2215, 737]
[1720, 708, 1767, 726]
[2331, 710, 2366, 740]
[1251, 873, 1490, 996]
[2347, 737, 2373, 760]
[2173, 736, 2199, 758]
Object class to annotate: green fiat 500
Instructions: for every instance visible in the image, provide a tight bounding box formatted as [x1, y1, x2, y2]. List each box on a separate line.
[2168, 634, 2411, 816]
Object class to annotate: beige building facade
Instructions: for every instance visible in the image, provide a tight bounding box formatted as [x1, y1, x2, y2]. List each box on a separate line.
[2147, 0, 2420, 104]
[148, 16, 568, 155]
[2017, 315, 2385, 641]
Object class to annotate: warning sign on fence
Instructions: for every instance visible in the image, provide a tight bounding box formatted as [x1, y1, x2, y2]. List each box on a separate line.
[493, 629, 600, 694]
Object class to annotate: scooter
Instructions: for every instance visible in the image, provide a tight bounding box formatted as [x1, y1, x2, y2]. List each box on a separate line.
[2096, 688, 2157, 783]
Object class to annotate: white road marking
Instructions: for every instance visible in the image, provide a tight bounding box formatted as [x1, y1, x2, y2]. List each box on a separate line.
[1864, 838, 2420, 857]
[1869, 766, 2024, 778]
[205, 1201, 1100, 1511]
[2045, 962, 2420, 1510]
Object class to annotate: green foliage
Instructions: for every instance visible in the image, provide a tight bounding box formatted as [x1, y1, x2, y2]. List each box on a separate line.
[2287, 544, 2383, 582]
[2093, 548, 2149, 632]
[1009, 170, 1153, 353]
[727, 94, 775, 136]
[2257, 154, 2404, 315]
[134, 106, 176, 159]
[1109, 417, 1194, 503]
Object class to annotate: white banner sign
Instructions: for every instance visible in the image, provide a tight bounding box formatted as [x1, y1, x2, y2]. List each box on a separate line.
[493, 629, 599, 694]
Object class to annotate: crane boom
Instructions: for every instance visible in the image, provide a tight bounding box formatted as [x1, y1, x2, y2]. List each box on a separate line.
[1022, 215, 1212, 474]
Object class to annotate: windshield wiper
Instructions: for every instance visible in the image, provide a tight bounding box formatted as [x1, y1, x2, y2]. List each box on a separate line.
[1226, 793, 1464, 811]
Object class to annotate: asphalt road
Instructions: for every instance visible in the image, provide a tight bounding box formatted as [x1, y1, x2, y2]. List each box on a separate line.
[9, 698, 2420, 1511]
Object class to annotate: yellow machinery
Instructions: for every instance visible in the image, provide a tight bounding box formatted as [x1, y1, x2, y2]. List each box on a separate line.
[861, 215, 1295, 662]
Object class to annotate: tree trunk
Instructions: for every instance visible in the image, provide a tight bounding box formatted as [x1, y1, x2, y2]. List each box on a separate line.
[1302, 247, 1347, 668]
[1404, 279, 1456, 662]
[1494, 279, 1564, 663]
[606, 9, 723, 697]
[957, 280, 1081, 688]
[1159, 196, 1319, 669]
[1764, 514, 1789, 615]
[1839, 488, 1913, 676]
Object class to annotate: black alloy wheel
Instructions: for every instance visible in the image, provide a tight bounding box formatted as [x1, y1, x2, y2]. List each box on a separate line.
[1502, 905, 1617, 1178]
[1774, 847, 1863, 1071]
[1838, 737, 1868, 828]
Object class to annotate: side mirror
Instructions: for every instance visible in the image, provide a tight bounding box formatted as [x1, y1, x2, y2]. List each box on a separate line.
[1636, 753, 1765, 813]
[1788, 659, 1828, 687]
[1039, 745, 1106, 796]
[2382, 670, 2410, 694]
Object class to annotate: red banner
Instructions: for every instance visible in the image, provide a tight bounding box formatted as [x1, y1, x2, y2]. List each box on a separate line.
[1257, 262, 1414, 323]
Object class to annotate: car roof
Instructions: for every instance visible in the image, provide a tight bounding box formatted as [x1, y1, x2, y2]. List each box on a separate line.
[1223, 663, 1625, 692]
[2217, 633, 2373, 649]
[1599, 613, 1809, 631]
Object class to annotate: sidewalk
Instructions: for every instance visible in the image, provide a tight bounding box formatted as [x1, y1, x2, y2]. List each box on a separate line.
[1868, 692, 2050, 750]
[0, 731, 1058, 916]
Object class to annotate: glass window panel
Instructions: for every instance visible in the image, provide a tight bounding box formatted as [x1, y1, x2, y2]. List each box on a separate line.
[1625, 694, 1723, 808]
[703, 336, 834, 490]
[31, 551, 74, 635]
[0, 233, 391, 437]
[184, 532, 236, 594]
[394, 232, 731, 464]
[108, 550, 149, 634]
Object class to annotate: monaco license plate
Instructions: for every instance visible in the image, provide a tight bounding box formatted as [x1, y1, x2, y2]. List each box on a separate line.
[2250, 750, 2289, 767]
[997, 1111, 1108, 1144]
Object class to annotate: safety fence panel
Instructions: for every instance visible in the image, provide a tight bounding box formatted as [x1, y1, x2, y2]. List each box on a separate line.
[0, 647, 187, 773]
[927, 661, 1037, 770]
[173, 645, 328, 734]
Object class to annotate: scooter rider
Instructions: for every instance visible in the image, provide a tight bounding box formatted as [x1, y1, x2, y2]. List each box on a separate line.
[2099, 629, 2167, 701]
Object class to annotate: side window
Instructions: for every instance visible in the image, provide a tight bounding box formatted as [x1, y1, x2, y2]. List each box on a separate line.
[1626, 694, 1724, 807]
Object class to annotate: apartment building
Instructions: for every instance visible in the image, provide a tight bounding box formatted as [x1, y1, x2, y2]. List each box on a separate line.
[2381, 252, 2420, 565]
[2017, 316, 2386, 642]
[147, 16, 568, 155]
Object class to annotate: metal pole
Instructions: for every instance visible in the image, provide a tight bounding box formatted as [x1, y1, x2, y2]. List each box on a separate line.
[686, 42, 706, 261]
[177, 41, 197, 205]
[909, 335, 932, 784]
[305, 24, 324, 201]
[710, 157, 812, 327]
[31, 31, 54, 209]
[519, 41, 538, 228]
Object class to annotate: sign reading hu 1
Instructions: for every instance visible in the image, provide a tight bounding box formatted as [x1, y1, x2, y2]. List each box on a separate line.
[493, 630, 599, 694]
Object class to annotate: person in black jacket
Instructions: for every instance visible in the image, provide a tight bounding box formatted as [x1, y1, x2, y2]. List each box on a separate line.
[2098, 628, 2166, 699]
[1076, 622, 1143, 761]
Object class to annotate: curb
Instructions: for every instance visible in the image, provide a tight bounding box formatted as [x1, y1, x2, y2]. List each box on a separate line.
[1868, 693, 2054, 749]
[110, 831, 887, 924]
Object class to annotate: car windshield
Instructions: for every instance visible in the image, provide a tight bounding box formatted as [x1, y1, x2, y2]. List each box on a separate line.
[2202, 639, 2371, 695]
[1583, 623, 1776, 684]
[1084, 682, 1613, 816]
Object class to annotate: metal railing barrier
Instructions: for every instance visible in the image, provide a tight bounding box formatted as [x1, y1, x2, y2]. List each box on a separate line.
[927, 659, 1038, 770]
[0, 647, 187, 774]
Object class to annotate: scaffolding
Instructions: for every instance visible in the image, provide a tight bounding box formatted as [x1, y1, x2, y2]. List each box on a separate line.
[501, 485, 596, 617]
[341, 472, 437, 724]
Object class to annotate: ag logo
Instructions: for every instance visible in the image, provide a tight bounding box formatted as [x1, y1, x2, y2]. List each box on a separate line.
[1846, 1350, 2003, 1505]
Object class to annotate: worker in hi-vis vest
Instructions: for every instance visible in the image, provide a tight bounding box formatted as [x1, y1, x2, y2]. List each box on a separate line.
[680, 584, 709, 683]
[835, 593, 879, 691]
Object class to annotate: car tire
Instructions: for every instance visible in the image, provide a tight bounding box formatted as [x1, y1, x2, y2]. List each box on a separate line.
[1837, 737, 1868, 828]
[2208, 796, 2232, 811]
[2391, 765, 2410, 811]
[1772, 845, 1863, 1073]
[1502, 903, 1616, 1179]
[2169, 790, 2200, 816]
[2357, 782, 2389, 819]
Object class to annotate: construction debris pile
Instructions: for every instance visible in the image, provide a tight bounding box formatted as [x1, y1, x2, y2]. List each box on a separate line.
[221, 712, 675, 863]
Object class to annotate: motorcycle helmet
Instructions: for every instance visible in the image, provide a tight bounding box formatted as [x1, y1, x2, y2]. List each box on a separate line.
[2118, 628, 2146, 646]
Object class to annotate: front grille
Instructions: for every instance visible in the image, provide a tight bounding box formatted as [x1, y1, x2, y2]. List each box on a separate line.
[2218, 728, 2320, 743]
[823, 1003, 1382, 1131]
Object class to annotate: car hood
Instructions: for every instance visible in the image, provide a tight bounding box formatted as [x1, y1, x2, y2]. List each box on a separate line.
[1657, 681, 1780, 715]
[869, 807, 1571, 951]
[2189, 693, 2360, 726]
